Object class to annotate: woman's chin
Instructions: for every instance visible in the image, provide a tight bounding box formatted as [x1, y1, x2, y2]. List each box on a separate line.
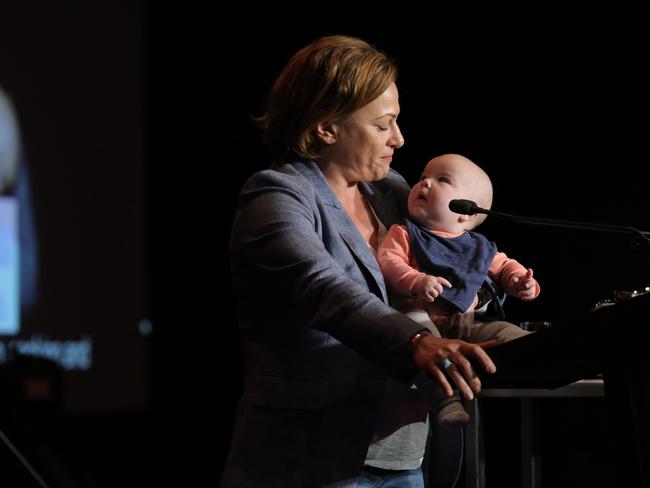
[372, 166, 390, 181]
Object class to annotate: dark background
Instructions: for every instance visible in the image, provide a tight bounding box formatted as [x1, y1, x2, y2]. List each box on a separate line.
[153, 5, 648, 487]
[0, 2, 149, 414]
[2, 2, 649, 486]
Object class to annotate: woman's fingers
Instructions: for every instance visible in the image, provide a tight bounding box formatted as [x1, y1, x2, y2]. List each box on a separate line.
[443, 343, 498, 399]
[444, 362, 475, 400]
[448, 354, 481, 396]
[414, 335, 497, 396]
[477, 339, 498, 350]
[429, 364, 454, 397]
[466, 343, 497, 373]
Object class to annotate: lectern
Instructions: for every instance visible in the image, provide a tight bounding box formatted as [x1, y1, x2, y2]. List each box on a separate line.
[465, 293, 650, 487]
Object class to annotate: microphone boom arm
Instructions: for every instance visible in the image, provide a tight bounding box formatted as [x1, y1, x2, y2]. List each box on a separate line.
[485, 208, 650, 241]
[448, 199, 650, 253]
[475, 207, 650, 258]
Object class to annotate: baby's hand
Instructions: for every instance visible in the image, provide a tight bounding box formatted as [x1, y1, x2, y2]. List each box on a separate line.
[413, 274, 452, 302]
[512, 268, 538, 301]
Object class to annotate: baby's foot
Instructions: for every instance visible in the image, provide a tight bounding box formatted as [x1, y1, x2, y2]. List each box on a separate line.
[437, 395, 470, 426]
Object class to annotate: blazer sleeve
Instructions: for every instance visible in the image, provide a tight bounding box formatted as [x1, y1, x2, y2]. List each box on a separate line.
[230, 169, 423, 381]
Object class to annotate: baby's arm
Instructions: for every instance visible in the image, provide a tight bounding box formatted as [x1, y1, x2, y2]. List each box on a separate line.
[489, 252, 540, 301]
[412, 274, 453, 302]
[378, 224, 452, 301]
[511, 268, 537, 301]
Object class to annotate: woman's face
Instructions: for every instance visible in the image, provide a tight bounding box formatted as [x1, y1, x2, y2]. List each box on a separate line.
[326, 82, 404, 182]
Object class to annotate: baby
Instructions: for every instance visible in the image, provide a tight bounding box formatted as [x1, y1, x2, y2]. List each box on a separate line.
[378, 153, 540, 425]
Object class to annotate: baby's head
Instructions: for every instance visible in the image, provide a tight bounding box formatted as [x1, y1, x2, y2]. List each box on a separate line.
[407, 153, 493, 233]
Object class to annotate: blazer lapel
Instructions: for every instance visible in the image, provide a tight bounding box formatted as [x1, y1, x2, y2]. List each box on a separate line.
[360, 181, 402, 230]
[332, 211, 389, 303]
[298, 162, 389, 303]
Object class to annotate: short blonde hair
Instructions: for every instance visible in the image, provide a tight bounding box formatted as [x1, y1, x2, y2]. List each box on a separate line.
[256, 35, 398, 159]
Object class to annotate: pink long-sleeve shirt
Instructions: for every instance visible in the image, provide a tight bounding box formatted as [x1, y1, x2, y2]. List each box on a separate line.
[377, 224, 540, 314]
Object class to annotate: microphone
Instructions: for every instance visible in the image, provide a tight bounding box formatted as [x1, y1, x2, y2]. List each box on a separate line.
[448, 199, 483, 215]
[448, 199, 650, 253]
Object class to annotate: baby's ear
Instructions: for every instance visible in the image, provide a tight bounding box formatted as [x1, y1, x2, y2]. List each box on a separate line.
[458, 213, 473, 223]
[459, 213, 479, 229]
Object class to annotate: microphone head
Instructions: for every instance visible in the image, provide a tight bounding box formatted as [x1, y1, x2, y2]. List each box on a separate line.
[449, 199, 479, 215]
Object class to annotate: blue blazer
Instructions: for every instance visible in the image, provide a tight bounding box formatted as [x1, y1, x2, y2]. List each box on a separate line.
[222, 158, 454, 487]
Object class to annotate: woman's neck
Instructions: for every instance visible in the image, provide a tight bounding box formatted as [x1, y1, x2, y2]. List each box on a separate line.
[322, 168, 379, 250]
[321, 164, 359, 203]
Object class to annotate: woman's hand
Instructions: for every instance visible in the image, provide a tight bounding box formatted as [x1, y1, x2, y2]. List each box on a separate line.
[412, 334, 496, 399]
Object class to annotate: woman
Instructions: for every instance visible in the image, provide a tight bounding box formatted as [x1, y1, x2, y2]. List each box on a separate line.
[221, 35, 496, 487]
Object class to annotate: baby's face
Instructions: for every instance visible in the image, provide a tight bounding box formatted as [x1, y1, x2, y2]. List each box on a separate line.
[407, 155, 487, 231]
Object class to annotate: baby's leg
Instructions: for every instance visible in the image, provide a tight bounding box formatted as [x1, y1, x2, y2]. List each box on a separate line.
[431, 320, 530, 426]
[467, 320, 531, 344]
[407, 309, 469, 427]
[405, 309, 442, 337]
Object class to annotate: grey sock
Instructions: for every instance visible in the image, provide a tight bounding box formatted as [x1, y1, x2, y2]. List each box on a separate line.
[437, 394, 470, 426]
